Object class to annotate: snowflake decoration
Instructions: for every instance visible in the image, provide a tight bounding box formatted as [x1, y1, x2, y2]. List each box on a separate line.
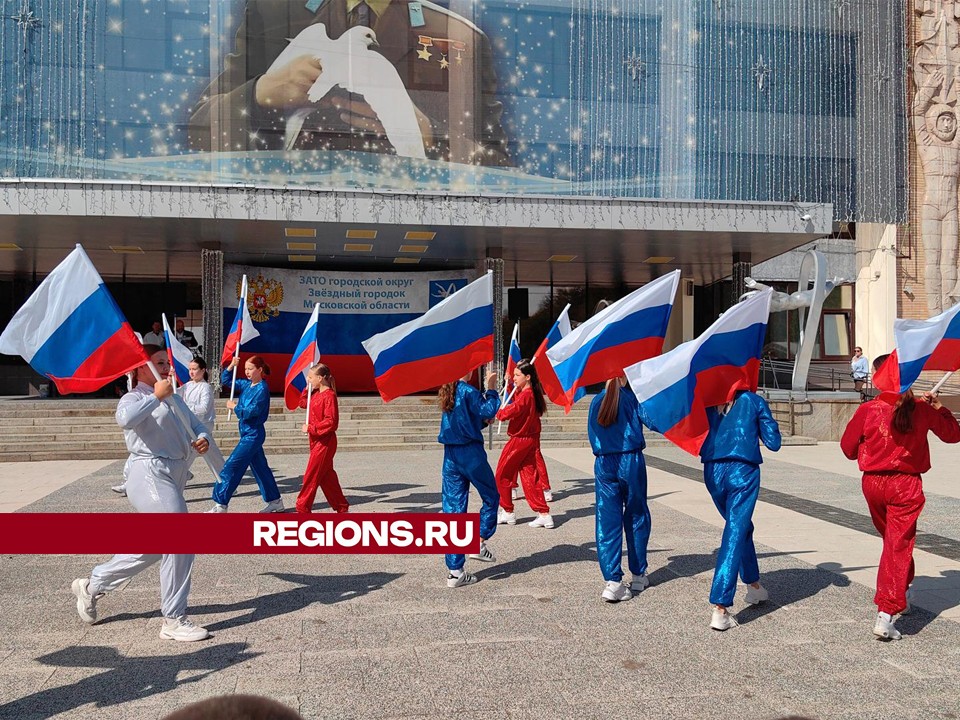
[752, 56, 772, 92]
[623, 53, 648, 85]
[4, 5, 41, 31]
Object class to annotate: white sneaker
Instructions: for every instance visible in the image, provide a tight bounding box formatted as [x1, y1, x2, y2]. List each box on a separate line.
[528, 514, 555, 529]
[447, 570, 478, 588]
[511, 487, 520, 501]
[71, 578, 101, 624]
[260, 499, 284, 513]
[744, 582, 769, 605]
[497, 508, 516, 525]
[206, 503, 228, 513]
[468, 541, 496, 563]
[159, 617, 210, 642]
[873, 612, 902, 641]
[711, 607, 737, 631]
[601, 580, 632, 603]
[543, 489, 553, 503]
[901, 586, 914, 616]
[631, 574, 649, 593]
[110, 484, 127, 497]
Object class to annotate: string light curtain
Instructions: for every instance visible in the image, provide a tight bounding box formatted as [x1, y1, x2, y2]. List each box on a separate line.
[0, 0, 905, 223]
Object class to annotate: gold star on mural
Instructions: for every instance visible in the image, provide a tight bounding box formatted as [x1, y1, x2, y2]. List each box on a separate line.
[417, 46, 432, 61]
[439, 54, 449, 69]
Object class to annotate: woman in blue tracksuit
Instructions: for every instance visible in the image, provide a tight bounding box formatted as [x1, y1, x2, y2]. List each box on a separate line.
[207, 355, 283, 513]
[437, 369, 501, 588]
[700, 389, 781, 631]
[587, 376, 651, 603]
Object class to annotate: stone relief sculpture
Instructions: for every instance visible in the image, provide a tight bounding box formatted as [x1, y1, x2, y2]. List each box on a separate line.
[914, 2, 960, 313]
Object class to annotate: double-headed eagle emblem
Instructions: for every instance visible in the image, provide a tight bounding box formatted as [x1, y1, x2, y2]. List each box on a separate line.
[237, 273, 283, 323]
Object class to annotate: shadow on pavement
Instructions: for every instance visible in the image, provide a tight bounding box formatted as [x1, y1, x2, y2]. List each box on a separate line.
[97, 572, 402, 633]
[898, 569, 960, 636]
[735, 561, 871, 625]
[0, 642, 256, 718]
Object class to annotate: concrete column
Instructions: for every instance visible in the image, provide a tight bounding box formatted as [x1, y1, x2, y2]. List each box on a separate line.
[201, 249, 223, 389]
[681, 278, 695, 342]
[729, 252, 752, 310]
[855, 223, 898, 362]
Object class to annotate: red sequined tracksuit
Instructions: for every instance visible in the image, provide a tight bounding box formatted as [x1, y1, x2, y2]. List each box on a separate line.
[495, 388, 549, 514]
[841, 398, 960, 614]
[296, 387, 349, 513]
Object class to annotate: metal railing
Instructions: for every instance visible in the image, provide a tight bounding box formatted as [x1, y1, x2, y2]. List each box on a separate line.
[759, 355, 868, 394]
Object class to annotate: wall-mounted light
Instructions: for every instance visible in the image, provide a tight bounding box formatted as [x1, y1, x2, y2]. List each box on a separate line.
[903, 284, 915, 299]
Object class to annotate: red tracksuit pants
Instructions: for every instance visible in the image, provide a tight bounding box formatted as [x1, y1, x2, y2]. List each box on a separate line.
[496, 436, 549, 514]
[296, 435, 349, 513]
[506, 448, 551, 491]
[861, 472, 925, 615]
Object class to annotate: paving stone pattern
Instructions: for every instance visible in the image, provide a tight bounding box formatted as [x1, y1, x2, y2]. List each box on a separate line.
[1, 449, 959, 719]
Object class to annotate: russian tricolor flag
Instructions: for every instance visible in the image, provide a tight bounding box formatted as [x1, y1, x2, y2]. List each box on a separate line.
[504, 322, 521, 395]
[284, 302, 321, 410]
[532, 304, 582, 412]
[873, 301, 960, 394]
[0, 245, 149, 394]
[546, 271, 680, 406]
[624, 288, 773, 456]
[221, 274, 260, 366]
[361, 272, 494, 403]
[162, 314, 194, 387]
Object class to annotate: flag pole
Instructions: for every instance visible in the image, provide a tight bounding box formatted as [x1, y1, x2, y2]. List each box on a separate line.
[497, 385, 518, 435]
[306, 381, 313, 428]
[227, 276, 247, 420]
[931, 371, 954, 395]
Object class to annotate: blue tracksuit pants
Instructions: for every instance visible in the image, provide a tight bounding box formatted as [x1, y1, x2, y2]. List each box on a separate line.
[213, 427, 280, 506]
[594, 450, 650, 582]
[704, 460, 761, 606]
[441, 443, 499, 571]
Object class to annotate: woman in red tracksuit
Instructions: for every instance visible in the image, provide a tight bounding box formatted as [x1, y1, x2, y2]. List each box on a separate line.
[841, 354, 960, 640]
[296, 363, 349, 514]
[495, 359, 553, 528]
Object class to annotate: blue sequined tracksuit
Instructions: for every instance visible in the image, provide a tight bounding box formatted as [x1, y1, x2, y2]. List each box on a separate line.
[438, 381, 501, 572]
[700, 391, 781, 607]
[588, 387, 651, 582]
[212, 378, 281, 507]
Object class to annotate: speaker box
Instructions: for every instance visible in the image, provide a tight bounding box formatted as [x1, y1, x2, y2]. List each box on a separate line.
[507, 288, 529, 321]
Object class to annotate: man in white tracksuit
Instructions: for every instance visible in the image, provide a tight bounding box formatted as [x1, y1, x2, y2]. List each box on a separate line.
[72, 346, 212, 642]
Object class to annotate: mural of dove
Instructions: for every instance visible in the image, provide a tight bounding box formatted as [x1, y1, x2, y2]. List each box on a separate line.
[269, 23, 426, 158]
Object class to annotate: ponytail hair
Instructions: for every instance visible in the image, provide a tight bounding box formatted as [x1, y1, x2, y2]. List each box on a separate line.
[311, 362, 336, 393]
[597, 377, 622, 427]
[438, 381, 458, 413]
[516, 359, 546, 415]
[893, 389, 916, 434]
[247, 355, 270, 376]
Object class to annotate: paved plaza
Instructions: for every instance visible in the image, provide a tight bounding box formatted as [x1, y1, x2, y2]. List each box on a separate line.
[1, 440, 960, 719]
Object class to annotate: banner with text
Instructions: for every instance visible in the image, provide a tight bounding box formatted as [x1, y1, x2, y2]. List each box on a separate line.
[223, 264, 473, 393]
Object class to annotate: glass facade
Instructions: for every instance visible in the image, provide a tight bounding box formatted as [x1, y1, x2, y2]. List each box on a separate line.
[0, 0, 905, 221]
